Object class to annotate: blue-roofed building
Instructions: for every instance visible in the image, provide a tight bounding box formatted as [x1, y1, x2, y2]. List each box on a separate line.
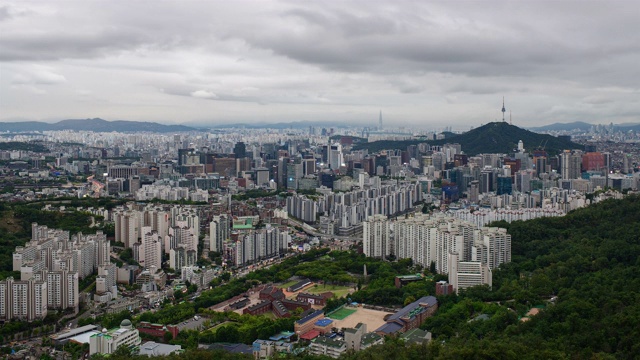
[314, 318, 334, 334]
[374, 296, 438, 335]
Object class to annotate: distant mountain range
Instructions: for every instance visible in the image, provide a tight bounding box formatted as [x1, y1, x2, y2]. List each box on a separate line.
[531, 121, 640, 132]
[209, 120, 356, 129]
[354, 122, 582, 156]
[0, 118, 196, 133]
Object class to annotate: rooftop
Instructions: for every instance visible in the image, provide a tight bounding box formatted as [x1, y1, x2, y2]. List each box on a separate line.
[361, 332, 383, 345]
[296, 309, 324, 325]
[315, 318, 333, 327]
[375, 322, 403, 335]
[300, 330, 321, 340]
[313, 336, 346, 349]
[401, 328, 432, 344]
[139, 341, 182, 356]
[51, 325, 98, 341]
[395, 274, 423, 280]
[68, 330, 100, 344]
[288, 278, 312, 291]
[387, 296, 437, 323]
[269, 331, 295, 341]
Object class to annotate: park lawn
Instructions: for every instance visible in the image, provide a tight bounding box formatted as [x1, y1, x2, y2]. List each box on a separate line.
[305, 284, 353, 298]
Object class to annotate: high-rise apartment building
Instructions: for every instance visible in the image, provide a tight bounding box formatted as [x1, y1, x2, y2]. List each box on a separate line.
[114, 211, 140, 248]
[210, 214, 230, 253]
[0, 277, 48, 322]
[140, 228, 162, 270]
[363, 215, 391, 259]
[44, 270, 79, 312]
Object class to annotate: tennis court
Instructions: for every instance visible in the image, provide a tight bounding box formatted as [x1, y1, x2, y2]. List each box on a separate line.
[327, 306, 357, 320]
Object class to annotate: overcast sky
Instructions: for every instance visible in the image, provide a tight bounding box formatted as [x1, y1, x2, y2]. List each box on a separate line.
[1, 1, 639, 129]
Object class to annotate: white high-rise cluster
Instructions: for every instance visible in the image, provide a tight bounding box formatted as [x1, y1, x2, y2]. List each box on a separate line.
[11, 223, 113, 315]
[363, 213, 511, 292]
[112, 204, 200, 271]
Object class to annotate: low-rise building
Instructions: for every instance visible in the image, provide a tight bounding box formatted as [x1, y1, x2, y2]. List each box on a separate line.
[139, 341, 182, 356]
[400, 328, 432, 345]
[314, 318, 334, 335]
[137, 322, 179, 340]
[360, 332, 383, 350]
[294, 309, 324, 335]
[287, 278, 312, 292]
[394, 274, 423, 289]
[375, 296, 438, 336]
[243, 300, 271, 316]
[89, 319, 141, 355]
[309, 336, 347, 359]
[252, 339, 293, 359]
[296, 292, 331, 306]
[105, 297, 140, 314]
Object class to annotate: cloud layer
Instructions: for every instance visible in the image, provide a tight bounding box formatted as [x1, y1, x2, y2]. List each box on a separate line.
[1, 1, 639, 129]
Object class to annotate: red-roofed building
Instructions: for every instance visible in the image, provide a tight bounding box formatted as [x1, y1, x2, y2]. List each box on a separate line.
[138, 321, 179, 340]
[259, 286, 285, 302]
[300, 330, 321, 341]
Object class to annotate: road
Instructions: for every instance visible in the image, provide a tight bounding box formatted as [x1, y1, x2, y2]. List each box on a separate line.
[286, 218, 359, 242]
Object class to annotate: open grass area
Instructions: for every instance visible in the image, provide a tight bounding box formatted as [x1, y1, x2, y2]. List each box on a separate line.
[305, 284, 353, 298]
[202, 321, 233, 334]
[327, 307, 357, 320]
[278, 280, 300, 289]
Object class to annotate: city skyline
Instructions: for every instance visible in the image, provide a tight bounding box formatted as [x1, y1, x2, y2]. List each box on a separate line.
[1, 1, 640, 127]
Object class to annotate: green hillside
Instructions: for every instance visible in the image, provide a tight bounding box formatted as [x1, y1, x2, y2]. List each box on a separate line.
[355, 122, 581, 155]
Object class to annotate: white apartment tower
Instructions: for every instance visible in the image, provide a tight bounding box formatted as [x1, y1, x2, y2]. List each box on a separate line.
[363, 215, 391, 259]
[210, 214, 230, 253]
[114, 211, 140, 248]
[141, 227, 162, 270]
[44, 270, 79, 312]
[0, 277, 48, 322]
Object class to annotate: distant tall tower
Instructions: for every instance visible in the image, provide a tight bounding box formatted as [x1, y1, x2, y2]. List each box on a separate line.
[379, 110, 382, 130]
[501, 97, 506, 122]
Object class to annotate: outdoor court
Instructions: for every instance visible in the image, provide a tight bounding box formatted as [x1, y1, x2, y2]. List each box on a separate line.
[329, 306, 393, 331]
[327, 307, 357, 320]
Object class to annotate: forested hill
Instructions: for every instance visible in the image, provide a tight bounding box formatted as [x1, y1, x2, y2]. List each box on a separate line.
[418, 194, 640, 359]
[354, 122, 581, 155]
[95, 195, 640, 359]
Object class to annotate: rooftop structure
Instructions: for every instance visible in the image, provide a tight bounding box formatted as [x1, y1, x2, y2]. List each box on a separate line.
[139, 341, 183, 356]
[287, 278, 312, 292]
[375, 296, 438, 335]
[400, 328, 432, 345]
[51, 325, 99, 344]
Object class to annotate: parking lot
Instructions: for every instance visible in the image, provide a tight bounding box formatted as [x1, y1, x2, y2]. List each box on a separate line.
[176, 317, 206, 331]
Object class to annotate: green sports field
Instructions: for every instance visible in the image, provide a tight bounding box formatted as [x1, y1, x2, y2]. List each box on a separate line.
[327, 307, 357, 320]
[305, 284, 352, 298]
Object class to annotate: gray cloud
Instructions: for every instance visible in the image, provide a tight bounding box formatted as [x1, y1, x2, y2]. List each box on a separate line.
[1, 1, 639, 127]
